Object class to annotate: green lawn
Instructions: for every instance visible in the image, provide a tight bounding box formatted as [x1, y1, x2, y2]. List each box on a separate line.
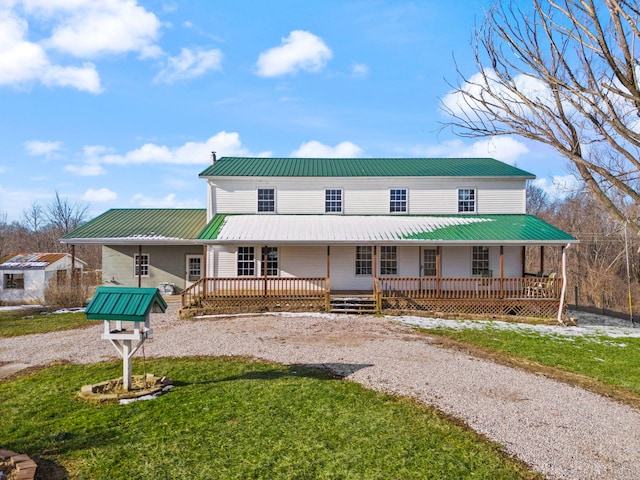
[414, 321, 640, 396]
[0, 309, 88, 337]
[0, 357, 539, 480]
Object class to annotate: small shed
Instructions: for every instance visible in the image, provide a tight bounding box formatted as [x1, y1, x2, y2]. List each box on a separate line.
[86, 286, 167, 390]
[0, 253, 87, 304]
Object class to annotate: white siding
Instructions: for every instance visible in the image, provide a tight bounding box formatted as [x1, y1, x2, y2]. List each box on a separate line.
[211, 177, 527, 215]
[503, 246, 524, 277]
[280, 246, 326, 277]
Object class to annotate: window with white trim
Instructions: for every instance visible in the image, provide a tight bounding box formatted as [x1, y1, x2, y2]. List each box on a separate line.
[134, 253, 149, 277]
[187, 256, 202, 282]
[422, 248, 437, 277]
[472, 246, 490, 276]
[237, 247, 255, 276]
[390, 189, 407, 213]
[325, 189, 343, 213]
[355, 246, 373, 276]
[257, 188, 275, 212]
[262, 247, 279, 276]
[380, 246, 397, 275]
[458, 188, 476, 212]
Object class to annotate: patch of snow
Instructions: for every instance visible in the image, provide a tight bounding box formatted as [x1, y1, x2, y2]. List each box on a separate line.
[119, 385, 174, 405]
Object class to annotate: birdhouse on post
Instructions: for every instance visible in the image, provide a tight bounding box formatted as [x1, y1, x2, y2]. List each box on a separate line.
[85, 286, 167, 391]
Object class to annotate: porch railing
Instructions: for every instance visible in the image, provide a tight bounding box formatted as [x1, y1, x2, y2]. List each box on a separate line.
[378, 277, 562, 300]
[182, 277, 327, 307]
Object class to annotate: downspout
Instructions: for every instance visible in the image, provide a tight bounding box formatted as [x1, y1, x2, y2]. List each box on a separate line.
[557, 243, 571, 325]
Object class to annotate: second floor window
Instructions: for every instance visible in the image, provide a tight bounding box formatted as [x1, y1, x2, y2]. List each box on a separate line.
[458, 188, 476, 212]
[390, 189, 407, 213]
[257, 188, 275, 212]
[325, 189, 343, 213]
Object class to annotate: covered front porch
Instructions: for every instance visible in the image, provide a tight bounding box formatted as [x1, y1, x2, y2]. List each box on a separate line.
[180, 214, 576, 320]
[180, 244, 567, 320]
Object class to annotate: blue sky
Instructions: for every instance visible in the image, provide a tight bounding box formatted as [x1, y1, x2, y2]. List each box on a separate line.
[0, 0, 577, 223]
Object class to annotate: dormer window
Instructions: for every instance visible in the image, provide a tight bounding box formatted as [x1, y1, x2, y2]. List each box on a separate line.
[390, 189, 407, 213]
[458, 188, 476, 212]
[257, 188, 275, 212]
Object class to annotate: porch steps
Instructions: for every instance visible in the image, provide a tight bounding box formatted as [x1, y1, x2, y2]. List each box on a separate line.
[330, 296, 378, 314]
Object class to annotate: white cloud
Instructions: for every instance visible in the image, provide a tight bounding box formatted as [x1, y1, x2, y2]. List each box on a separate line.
[130, 192, 202, 208]
[82, 187, 117, 201]
[533, 175, 581, 199]
[64, 162, 107, 176]
[414, 137, 529, 165]
[154, 47, 223, 83]
[351, 63, 369, 78]
[291, 141, 364, 158]
[24, 140, 63, 159]
[256, 30, 332, 77]
[100, 131, 268, 166]
[40, 0, 163, 58]
[441, 69, 571, 122]
[0, 8, 102, 93]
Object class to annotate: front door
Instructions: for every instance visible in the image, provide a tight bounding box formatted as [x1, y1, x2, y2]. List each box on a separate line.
[185, 254, 203, 288]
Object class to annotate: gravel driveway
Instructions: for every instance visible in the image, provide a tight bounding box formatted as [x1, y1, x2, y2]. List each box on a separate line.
[2, 303, 640, 480]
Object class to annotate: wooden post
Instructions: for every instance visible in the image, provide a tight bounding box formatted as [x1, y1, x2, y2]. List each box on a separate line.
[521, 246, 526, 276]
[539, 245, 545, 275]
[202, 245, 208, 297]
[372, 245, 377, 291]
[436, 246, 441, 298]
[500, 246, 504, 298]
[137, 245, 142, 288]
[70, 244, 76, 287]
[325, 246, 331, 311]
[263, 246, 268, 297]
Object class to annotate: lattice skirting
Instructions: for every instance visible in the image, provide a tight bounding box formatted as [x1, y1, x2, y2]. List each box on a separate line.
[382, 297, 561, 318]
[179, 297, 326, 318]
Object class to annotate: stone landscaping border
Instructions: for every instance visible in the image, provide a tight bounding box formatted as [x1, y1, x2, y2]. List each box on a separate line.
[0, 449, 37, 480]
[78, 374, 172, 403]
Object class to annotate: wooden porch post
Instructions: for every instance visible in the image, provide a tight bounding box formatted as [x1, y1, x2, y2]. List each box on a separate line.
[436, 246, 441, 298]
[499, 246, 504, 298]
[70, 244, 76, 287]
[521, 246, 526, 276]
[263, 246, 268, 297]
[539, 245, 545, 275]
[202, 244, 208, 296]
[326, 246, 331, 311]
[137, 245, 142, 288]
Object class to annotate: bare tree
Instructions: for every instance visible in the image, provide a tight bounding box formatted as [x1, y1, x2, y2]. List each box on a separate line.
[46, 191, 89, 236]
[443, 0, 640, 232]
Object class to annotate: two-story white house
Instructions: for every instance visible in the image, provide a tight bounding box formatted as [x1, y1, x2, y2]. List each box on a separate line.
[62, 156, 577, 320]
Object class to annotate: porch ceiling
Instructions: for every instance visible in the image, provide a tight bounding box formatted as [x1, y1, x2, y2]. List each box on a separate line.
[198, 214, 577, 245]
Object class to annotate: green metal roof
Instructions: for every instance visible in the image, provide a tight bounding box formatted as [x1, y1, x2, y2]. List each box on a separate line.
[199, 157, 535, 178]
[85, 286, 167, 322]
[198, 214, 576, 244]
[60, 208, 207, 243]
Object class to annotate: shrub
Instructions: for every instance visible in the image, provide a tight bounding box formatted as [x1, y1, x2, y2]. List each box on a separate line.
[44, 278, 91, 308]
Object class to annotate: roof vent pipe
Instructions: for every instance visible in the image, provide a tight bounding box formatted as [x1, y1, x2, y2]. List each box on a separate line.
[211, 151, 217, 164]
